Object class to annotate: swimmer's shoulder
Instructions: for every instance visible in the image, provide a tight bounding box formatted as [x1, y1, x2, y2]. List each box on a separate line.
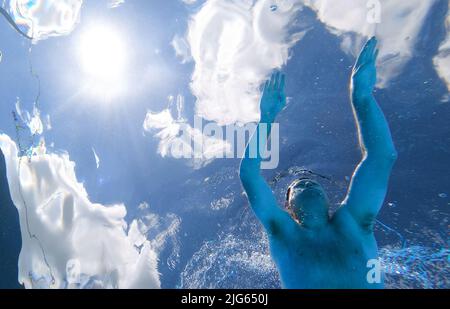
[267, 213, 306, 244]
[331, 206, 375, 236]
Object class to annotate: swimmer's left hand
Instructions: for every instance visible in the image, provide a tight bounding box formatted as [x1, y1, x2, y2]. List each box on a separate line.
[260, 72, 286, 123]
[352, 36, 379, 99]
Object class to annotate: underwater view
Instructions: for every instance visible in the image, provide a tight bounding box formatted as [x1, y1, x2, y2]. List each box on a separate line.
[0, 0, 449, 290]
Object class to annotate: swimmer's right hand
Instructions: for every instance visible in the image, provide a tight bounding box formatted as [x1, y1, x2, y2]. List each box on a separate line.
[260, 72, 286, 123]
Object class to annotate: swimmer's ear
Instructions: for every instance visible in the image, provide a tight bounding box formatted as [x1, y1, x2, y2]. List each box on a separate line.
[285, 200, 290, 210]
[285, 187, 293, 210]
[286, 187, 291, 201]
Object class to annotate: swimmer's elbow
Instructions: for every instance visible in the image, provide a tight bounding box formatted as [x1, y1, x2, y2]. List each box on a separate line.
[366, 147, 398, 167]
[390, 148, 399, 162]
[381, 147, 398, 165]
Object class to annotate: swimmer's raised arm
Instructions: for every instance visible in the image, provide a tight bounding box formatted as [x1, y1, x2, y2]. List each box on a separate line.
[240, 72, 294, 234]
[342, 37, 398, 229]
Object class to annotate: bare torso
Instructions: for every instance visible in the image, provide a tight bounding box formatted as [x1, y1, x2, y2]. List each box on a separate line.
[268, 208, 383, 289]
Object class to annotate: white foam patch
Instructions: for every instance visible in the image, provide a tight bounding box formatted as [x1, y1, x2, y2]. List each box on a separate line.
[143, 95, 231, 169]
[302, 0, 437, 87]
[186, 0, 305, 125]
[210, 195, 233, 211]
[182, 0, 440, 126]
[9, 0, 82, 41]
[171, 34, 192, 63]
[0, 134, 161, 289]
[15, 99, 43, 136]
[182, 0, 198, 5]
[434, 3, 450, 92]
[108, 0, 124, 8]
[92, 147, 100, 169]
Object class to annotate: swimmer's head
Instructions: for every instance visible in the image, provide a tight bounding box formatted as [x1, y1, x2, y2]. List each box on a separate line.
[286, 178, 329, 228]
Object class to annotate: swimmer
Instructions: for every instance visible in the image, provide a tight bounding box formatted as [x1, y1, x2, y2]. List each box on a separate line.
[239, 37, 397, 288]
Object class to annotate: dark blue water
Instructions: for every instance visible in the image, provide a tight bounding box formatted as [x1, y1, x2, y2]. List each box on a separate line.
[0, 150, 22, 289]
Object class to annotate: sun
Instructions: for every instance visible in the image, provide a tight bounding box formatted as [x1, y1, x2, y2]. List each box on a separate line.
[79, 25, 126, 80]
[78, 24, 128, 100]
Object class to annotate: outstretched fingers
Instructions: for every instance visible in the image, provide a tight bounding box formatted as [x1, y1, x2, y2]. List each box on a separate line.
[356, 36, 378, 70]
[373, 48, 379, 62]
[264, 80, 270, 92]
[265, 71, 285, 94]
[272, 72, 280, 90]
[279, 73, 285, 92]
[268, 73, 274, 90]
